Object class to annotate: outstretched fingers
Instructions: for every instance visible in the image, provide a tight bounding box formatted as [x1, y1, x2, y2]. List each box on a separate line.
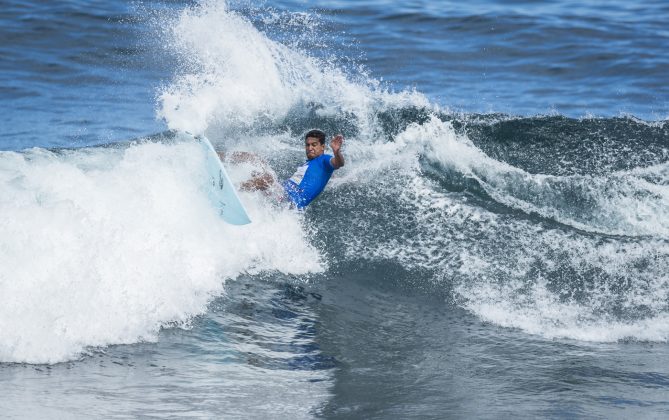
[331, 134, 344, 152]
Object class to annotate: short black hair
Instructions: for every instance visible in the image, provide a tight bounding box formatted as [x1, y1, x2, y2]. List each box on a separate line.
[305, 129, 326, 145]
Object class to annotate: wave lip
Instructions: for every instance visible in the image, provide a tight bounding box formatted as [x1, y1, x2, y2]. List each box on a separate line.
[156, 0, 429, 136]
[408, 117, 669, 239]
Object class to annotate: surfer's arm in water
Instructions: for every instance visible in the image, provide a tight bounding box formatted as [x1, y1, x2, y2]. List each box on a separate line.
[330, 134, 345, 169]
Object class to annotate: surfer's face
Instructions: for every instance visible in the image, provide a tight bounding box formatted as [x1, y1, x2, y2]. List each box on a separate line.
[305, 137, 325, 160]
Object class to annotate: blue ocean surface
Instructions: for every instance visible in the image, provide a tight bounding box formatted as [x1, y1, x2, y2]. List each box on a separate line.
[1, 0, 669, 418]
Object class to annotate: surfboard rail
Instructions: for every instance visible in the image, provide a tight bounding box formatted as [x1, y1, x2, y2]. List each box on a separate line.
[191, 133, 251, 225]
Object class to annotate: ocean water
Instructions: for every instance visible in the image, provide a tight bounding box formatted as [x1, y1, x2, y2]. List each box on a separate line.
[1, 0, 669, 418]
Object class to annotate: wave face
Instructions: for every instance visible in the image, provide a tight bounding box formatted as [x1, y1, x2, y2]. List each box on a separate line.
[1, 1, 668, 365]
[333, 115, 669, 343]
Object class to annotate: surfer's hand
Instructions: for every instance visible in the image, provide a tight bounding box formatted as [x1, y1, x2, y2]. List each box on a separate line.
[331, 134, 344, 153]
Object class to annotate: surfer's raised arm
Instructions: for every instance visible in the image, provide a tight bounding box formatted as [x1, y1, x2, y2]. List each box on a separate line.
[330, 134, 345, 169]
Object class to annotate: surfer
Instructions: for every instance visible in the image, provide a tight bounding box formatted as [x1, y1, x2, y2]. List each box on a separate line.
[219, 129, 345, 209]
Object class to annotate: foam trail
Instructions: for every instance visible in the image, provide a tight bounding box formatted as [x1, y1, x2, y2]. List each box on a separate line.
[452, 225, 669, 342]
[0, 140, 321, 364]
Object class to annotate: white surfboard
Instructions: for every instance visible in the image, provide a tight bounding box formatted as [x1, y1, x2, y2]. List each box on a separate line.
[195, 134, 251, 225]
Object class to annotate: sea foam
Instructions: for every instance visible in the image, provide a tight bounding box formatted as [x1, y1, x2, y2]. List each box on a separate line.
[0, 140, 321, 364]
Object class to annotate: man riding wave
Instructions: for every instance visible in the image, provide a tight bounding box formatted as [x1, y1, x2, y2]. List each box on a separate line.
[219, 129, 345, 209]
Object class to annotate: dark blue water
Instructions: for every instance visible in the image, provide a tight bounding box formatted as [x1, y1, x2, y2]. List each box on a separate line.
[2, 0, 668, 150]
[1, 0, 669, 418]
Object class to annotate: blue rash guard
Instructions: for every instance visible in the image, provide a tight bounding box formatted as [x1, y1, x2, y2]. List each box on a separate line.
[282, 154, 335, 209]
